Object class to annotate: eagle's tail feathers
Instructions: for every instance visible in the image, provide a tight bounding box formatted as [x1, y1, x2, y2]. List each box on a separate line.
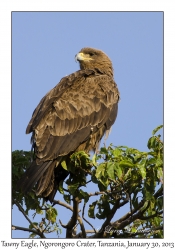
[17, 160, 53, 194]
[36, 162, 55, 196]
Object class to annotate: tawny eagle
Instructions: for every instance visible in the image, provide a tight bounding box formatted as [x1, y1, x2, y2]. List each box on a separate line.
[18, 47, 120, 201]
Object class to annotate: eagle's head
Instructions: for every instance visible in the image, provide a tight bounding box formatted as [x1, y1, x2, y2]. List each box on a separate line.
[75, 47, 113, 77]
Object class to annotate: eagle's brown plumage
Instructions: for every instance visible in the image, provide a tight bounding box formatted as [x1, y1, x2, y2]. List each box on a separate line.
[18, 47, 120, 202]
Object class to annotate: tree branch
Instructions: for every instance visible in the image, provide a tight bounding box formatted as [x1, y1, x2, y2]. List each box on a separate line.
[59, 220, 68, 229]
[13, 199, 35, 226]
[13, 198, 45, 238]
[53, 199, 74, 211]
[77, 215, 86, 238]
[89, 193, 129, 238]
[154, 186, 163, 199]
[12, 225, 46, 238]
[117, 200, 144, 223]
[66, 196, 80, 238]
[82, 202, 97, 234]
[74, 230, 96, 238]
[101, 193, 130, 236]
[112, 200, 150, 230]
[53, 199, 81, 216]
[89, 188, 125, 197]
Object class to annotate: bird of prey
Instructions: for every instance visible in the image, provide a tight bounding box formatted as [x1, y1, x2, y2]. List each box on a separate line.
[18, 47, 120, 202]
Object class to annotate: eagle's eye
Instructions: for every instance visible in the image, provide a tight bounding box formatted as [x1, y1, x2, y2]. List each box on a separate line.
[89, 52, 96, 57]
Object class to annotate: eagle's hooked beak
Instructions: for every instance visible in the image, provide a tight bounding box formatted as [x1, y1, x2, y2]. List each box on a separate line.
[75, 52, 93, 62]
[75, 52, 84, 62]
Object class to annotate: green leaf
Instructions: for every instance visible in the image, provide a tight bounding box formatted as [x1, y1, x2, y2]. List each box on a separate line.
[126, 148, 140, 155]
[29, 233, 37, 238]
[132, 196, 139, 209]
[114, 164, 123, 179]
[119, 160, 134, 168]
[124, 168, 132, 180]
[79, 189, 89, 203]
[96, 196, 110, 219]
[97, 181, 107, 191]
[153, 216, 161, 227]
[98, 176, 109, 188]
[131, 227, 137, 233]
[143, 176, 155, 200]
[156, 196, 163, 210]
[157, 167, 163, 180]
[117, 145, 129, 149]
[134, 154, 143, 162]
[68, 182, 79, 195]
[92, 154, 97, 166]
[106, 162, 115, 180]
[152, 125, 163, 135]
[46, 207, 58, 224]
[63, 194, 71, 204]
[100, 147, 108, 154]
[95, 164, 106, 179]
[147, 136, 157, 150]
[91, 172, 99, 184]
[137, 159, 146, 179]
[36, 208, 43, 215]
[112, 148, 122, 157]
[88, 201, 97, 219]
[147, 157, 156, 165]
[58, 180, 64, 194]
[140, 201, 149, 212]
[61, 160, 67, 170]
[156, 159, 163, 167]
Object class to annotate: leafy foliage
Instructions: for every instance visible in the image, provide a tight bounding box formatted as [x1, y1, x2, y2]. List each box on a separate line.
[12, 150, 61, 237]
[12, 125, 163, 238]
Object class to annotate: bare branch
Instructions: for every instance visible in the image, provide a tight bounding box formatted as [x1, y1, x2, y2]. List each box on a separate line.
[59, 219, 68, 228]
[77, 215, 86, 238]
[74, 230, 96, 238]
[82, 202, 97, 234]
[118, 192, 130, 207]
[117, 200, 144, 223]
[89, 198, 152, 238]
[42, 221, 50, 234]
[53, 199, 73, 211]
[89, 194, 129, 238]
[89, 188, 125, 197]
[13, 198, 43, 236]
[86, 180, 92, 184]
[12, 225, 46, 238]
[101, 194, 129, 234]
[13, 199, 34, 226]
[89, 191, 106, 196]
[53, 199, 81, 213]
[57, 197, 85, 238]
[112, 200, 150, 230]
[154, 186, 163, 199]
[66, 196, 80, 238]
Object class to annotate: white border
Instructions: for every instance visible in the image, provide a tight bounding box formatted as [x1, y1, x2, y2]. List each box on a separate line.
[1, 0, 174, 245]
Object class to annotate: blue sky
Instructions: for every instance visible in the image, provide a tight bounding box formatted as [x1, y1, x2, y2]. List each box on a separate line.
[12, 12, 163, 238]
